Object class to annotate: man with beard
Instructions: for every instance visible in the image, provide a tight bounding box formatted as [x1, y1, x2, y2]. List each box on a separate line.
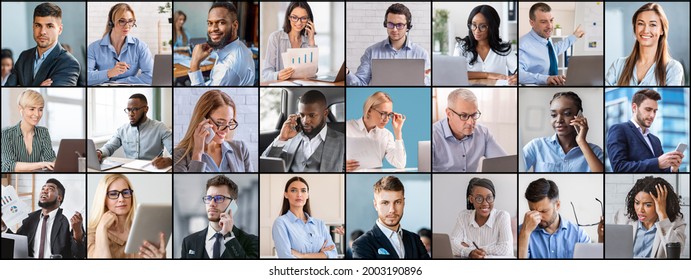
[262, 90, 345, 172]
[1, 179, 85, 259]
[187, 2, 255, 86]
[432, 89, 506, 172]
[6, 2, 80, 86]
[606, 89, 683, 172]
[96, 93, 173, 168]
[180, 175, 258, 259]
[352, 176, 429, 259]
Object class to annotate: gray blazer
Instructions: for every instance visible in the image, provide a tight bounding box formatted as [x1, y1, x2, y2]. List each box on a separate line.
[615, 209, 687, 258]
[262, 127, 344, 172]
[173, 140, 254, 172]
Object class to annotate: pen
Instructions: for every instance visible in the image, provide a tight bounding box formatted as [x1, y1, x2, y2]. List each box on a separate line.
[113, 57, 130, 69]
[472, 241, 480, 249]
[509, 68, 517, 76]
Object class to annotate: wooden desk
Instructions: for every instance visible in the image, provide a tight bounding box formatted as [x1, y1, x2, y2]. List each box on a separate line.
[260, 78, 344, 86]
[173, 59, 216, 79]
[469, 78, 497, 86]
[87, 157, 172, 173]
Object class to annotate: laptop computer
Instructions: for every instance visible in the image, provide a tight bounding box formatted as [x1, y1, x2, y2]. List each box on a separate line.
[481, 155, 518, 172]
[86, 139, 124, 171]
[565, 55, 604, 86]
[432, 55, 469, 86]
[260, 156, 287, 172]
[370, 59, 425, 86]
[574, 243, 603, 259]
[418, 141, 431, 172]
[151, 54, 172, 86]
[1, 233, 29, 259]
[311, 61, 345, 83]
[48, 139, 86, 172]
[605, 224, 634, 259]
[432, 233, 454, 259]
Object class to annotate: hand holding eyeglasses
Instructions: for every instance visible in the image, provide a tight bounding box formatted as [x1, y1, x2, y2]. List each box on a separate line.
[391, 113, 406, 138]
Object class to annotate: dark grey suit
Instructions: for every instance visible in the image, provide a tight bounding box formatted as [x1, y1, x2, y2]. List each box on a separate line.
[14, 208, 86, 259]
[6, 43, 80, 86]
[180, 226, 258, 259]
[262, 127, 345, 172]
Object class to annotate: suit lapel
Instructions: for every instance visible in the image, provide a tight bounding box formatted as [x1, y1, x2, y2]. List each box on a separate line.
[626, 121, 655, 157]
[285, 136, 302, 168]
[22, 47, 38, 85]
[50, 209, 64, 247]
[33, 44, 62, 85]
[320, 130, 336, 171]
[194, 228, 208, 258]
[371, 225, 399, 259]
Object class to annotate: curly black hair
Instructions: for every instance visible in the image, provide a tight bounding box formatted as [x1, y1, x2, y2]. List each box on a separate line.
[625, 176, 683, 222]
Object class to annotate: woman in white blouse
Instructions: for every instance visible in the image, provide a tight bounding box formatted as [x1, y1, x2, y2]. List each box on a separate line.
[453, 5, 517, 85]
[450, 177, 513, 258]
[345, 91, 406, 171]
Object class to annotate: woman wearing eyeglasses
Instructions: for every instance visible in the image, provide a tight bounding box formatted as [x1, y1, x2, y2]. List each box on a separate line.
[272, 176, 338, 259]
[173, 89, 254, 172]
[87, 3, 153, 85]
[87, 174, 166, 258]
[522, 91, 603, 172]
[453, 5, 517, 85]
[450, 178, 513, 258]
[345, 91, 406, 171]
[615, 176, 686, 258]
[261, 1, 317, 82]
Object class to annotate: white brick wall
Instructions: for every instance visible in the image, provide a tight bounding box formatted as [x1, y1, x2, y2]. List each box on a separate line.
[173, 88, 259, 169]
[346, 2, 431, 71]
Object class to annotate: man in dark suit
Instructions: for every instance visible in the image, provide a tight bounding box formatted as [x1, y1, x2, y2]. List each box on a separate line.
[606, 89, 683, 172]
[180, 175, 258, 259]
[5, 2, 80, 86]
[352, 176, 429, 259]
[1, 178, 85, 259]
[262, 90, 345, 172]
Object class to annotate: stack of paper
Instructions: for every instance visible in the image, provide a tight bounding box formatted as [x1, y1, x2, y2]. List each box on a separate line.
[1, 186, 31, 228]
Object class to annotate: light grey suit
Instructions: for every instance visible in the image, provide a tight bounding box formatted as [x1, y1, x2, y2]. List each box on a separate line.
[615, 209, 687, 258]
[262, 127, 344, 172]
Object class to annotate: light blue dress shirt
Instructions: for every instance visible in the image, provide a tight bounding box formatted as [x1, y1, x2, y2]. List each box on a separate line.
[522, 134, 603, 172]
[261, 30, 311, 81]
[346, 37, 430, 86]
[198, 141, 253, 172]
[173, 31, 191, 49]
[87, 35, 153, 85]
[519, 215, 591, 259]
[605, 56, 684, 86]
[33, 42, 58, 78]
[432, 118, 506, 172]
[518, 29, 576, 85]
[633, 221, 657, 258]
[272, 211, 338, 259]
[98, 118, 172, 160]
[188, 38, 255, 86]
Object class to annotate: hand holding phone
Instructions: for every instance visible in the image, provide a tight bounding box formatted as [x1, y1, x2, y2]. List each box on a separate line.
[204, 126, 216, 144]
[294, 117, 303, 133]
[572, 110, 583, 135]
[224, 200, 238, 216]
[676, 143, 687, 153]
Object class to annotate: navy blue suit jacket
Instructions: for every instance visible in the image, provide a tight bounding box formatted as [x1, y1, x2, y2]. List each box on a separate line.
[6, 43, 80, 86]
[351, 224, 430, 259]
[180, 226, 258, 259]
[606, 121, 666, 172]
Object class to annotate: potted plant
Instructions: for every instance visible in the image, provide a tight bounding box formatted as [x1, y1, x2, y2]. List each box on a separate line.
[158, 2, 172, 23]
[555, 24, 562, 36]
[433, 9, 449, 54]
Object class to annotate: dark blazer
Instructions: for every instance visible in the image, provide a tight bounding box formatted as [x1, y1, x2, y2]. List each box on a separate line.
[6, 43, 80, 86]
[180, 226, 258, 259]
[351, 224, 430, 259]
[262, 127, 345, 172]
[606, 121, 666, 172]
[15, 208, 86, 259]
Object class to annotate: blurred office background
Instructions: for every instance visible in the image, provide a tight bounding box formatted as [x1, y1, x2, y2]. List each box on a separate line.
[173, 88, 258, 169]
[260, 1, 344, 76]
[433, 174, 518, 257]
[604, 88, 689, 172]
[1, 2, 86, 86]
[605, 173, 690, 259]
[2, 88, 86, 152]
[86, 87, 172, 159]
[259, 174, 344, 258]
[518, 87, 604, 172]
[346, 2, 430, 73]
[346, 88, 431, 169]
[174, 173, 258, 259]
[605, 2, 690, 85]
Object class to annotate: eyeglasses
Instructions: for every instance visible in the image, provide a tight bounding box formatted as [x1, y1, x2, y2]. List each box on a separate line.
[570, 198, 603, 227]
[289, 15, 309, 23]
[385, 22, 407, 30]
[209, 117, 238, 131]
[107, 189, 134, 200]
[471, 195, 494, 204]
[448, 108, 481, 121]
[202, 195, 233, 204]
[371, 108, 397, 120]
[468, 23, 489, 32]
[117, 19, 137, 27]
[124, 106, 146, 114]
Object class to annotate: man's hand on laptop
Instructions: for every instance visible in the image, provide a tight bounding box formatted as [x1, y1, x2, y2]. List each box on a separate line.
[546, 75, 566, 85]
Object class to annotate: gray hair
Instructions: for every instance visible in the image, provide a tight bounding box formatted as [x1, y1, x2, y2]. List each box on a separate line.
[447, 89, 477, 109]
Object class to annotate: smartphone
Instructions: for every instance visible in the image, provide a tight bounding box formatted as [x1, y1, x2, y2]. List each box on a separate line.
[204, 127, 215, 144]
[223, 200, 238, 216]
[294, 117, 303, 133]
[676, 143, 687, 153]
[573, 110, 583, 134]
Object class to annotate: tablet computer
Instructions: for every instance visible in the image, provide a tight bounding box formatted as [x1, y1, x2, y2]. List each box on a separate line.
[124, 203, 172, 254]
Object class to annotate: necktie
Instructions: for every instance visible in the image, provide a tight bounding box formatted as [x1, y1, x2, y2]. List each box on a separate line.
[212, 232, 223, 259]
[38, 215, 49, 259]
[547, 41, 558, 76]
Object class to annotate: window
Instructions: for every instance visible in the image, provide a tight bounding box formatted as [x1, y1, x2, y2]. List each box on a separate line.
[260, 88, 283, 132]
[88, 88, 153, 139]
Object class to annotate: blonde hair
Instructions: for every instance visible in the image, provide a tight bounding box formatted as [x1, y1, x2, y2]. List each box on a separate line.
[87, 174, 138, 234]
[363, 91, 392, 117]
[17, 89, 44, 108]
[103, 3, 136, 37]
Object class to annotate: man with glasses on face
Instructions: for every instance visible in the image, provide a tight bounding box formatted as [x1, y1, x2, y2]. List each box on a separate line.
[1, 178, 85, 259]
[180, 175, 258, 259]
[432, 89, 506, 172]
[346, 3, 430, 86]
[188, 2, 255, 86]
[96, 93, 173, 169]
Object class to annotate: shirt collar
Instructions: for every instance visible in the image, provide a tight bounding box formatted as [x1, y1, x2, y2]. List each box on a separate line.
[470, 208, 497, 228]
[101, 35, 135, 47]
[441, 118, 472, 141]
[215, 37, 240, 61]
[221, 140, 234, 155]
[376, 219, 402, 239]
[355, 117, 378, 133]
[35, 42, 58, 61]
[40, 207, 59, 222]
[205, 224, 232, 240]
[286, 209, 314, 224]
[528, 29, 549, 45]
[384, 36, 411, 51]
[630, 118, 649, 135]
[636, 220, 658, 232]
[278, 31, 308, 44]
[538, 214, 568, 234]
[301, 124, 328, 142]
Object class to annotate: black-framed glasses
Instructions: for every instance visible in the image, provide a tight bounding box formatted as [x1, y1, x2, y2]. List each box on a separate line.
[570, 198, 603, 227]
[448, 108, 481, 121]
[289, 15, 309, 23]
[202, 195, 233, 204]
[472, 195, 494, 204]
[117, 19, 137, 27]
[124, 106, 146, 114]
[209, 117, 238, 131]
[107, 189, 134, 200]
[468, 23, 489, 32]
[385, 22, 407, 30]
[370, 108, 397, 120]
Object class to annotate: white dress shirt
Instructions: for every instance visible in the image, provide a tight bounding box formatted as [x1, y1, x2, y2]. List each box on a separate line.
[453, 41, 517, 75]
[346, 118, 406, 169]
[376, 219, 404, 259]
[272, 124, 328, 159]
[33, 208, 58, 259]
[449, 208, 513, 258]
[204, 224, 235, 259]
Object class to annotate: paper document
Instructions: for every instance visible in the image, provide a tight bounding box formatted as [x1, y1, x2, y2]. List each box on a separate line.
[121, 160, 170, 172]
[281, 47, 318, 78]
[1, 185, 31, 228]
[346, 136, 382, 169]
[495, 79, 509, 86]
